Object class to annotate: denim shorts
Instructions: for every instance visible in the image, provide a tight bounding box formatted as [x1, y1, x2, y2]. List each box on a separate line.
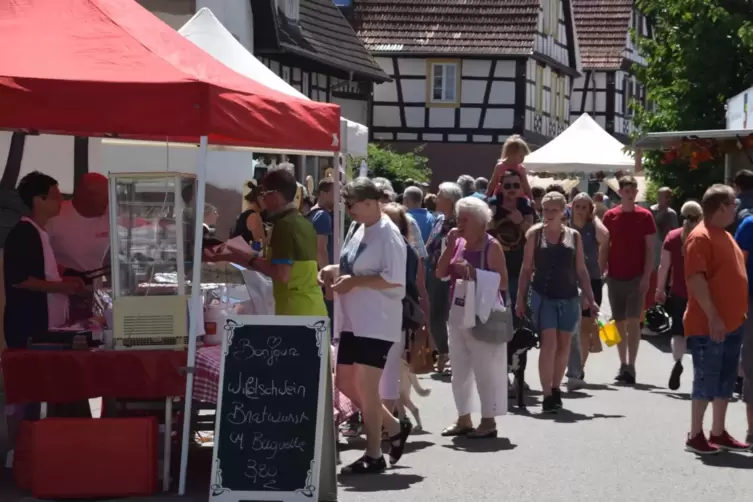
[687, 325, 743, 401]
[529, 290, 580, 333]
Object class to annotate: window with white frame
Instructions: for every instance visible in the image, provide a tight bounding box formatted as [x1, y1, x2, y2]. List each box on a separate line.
[550, 0, 559, 37]
[276, 0, 299, 21]
[558, 77, 567, 122]
[429, 62, 458, 104]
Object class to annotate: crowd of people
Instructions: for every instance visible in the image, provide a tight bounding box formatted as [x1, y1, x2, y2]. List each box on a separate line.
[7, 135, 753, 475]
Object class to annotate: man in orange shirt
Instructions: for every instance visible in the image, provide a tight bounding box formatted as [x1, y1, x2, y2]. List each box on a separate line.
[684, 184, 750, 455]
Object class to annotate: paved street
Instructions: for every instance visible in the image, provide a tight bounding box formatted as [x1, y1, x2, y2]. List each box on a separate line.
[4, 290, 753, 502]
[338, 289, 753, 502]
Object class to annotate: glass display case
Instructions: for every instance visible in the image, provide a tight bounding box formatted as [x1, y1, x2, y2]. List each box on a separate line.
[108, 172, 197, 349]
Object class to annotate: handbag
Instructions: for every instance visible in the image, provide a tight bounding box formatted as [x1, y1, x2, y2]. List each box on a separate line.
[448, 278, 476, 329]
[470, 239, 513, 344]
[407, 327, 434, 375]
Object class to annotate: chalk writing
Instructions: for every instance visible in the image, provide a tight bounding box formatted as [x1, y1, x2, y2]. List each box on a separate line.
[227, 402, 310, 426]
[245, 459, 278, 490]
[231, 337, 301, 365]
[226, 374, 307, 399]
[250, 432, 306, 460]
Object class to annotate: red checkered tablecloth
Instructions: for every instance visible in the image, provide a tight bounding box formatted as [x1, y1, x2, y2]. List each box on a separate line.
[194, 345, 356, 425]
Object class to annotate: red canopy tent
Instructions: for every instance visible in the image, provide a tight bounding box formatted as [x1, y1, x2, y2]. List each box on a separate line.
[0, 0, 343, 496]
[0, 0, 340, 151]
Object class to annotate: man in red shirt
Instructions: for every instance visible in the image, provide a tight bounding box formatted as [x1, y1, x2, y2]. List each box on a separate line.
[602, 176, 657, 384]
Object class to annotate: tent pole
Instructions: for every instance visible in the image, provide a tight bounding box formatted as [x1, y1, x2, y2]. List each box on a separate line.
[332, 152, 342, 338]
[178, 135, 209, 495]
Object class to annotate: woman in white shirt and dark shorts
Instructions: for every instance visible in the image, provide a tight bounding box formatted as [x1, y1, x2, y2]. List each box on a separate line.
[319, 178, 411, 475]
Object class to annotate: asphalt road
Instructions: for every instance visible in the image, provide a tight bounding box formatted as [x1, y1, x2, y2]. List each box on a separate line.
[337, 289, 753, 502]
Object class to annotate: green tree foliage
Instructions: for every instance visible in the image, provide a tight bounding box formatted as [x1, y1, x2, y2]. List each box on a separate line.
[633, 0, 753, 201]
[351, 144, 431, 191]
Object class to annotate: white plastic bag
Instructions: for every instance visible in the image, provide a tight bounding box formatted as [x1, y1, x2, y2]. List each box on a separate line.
[448, 279, 476, 329]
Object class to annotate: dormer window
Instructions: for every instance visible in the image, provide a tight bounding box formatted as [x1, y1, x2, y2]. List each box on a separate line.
[277, 0, 299, 21]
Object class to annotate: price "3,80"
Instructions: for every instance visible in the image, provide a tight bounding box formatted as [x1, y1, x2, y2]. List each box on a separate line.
[244, 459, 278, 490]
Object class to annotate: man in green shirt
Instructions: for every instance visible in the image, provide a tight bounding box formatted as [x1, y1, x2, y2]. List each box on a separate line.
[222, 167, 326, 316]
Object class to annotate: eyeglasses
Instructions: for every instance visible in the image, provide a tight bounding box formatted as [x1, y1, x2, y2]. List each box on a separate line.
[503, 183, 521, 190]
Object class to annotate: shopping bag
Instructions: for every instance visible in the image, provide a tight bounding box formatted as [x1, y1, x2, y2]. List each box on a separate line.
[448, 279, 476, 329]
[598, 320, 622, 347]
[408, 327, 435, 375]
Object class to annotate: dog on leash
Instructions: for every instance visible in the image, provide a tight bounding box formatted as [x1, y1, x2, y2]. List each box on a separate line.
[397, 361, 431, 430]
[508, 318, 539, 409]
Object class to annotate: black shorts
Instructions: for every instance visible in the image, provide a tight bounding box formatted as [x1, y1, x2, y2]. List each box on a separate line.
[666, 295, 688, 336]
[336, 331, 393, 369]
[581, 279, 604, 317]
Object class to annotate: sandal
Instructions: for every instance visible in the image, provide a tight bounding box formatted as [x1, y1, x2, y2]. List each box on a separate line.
[440, 424, 474, 437]
[340, 454, 386, 475]
[388, 419, 412, 465]
[467, 428, 498, 439]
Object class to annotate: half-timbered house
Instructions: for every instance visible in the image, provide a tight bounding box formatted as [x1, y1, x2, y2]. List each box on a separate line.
[570, 0, 648, 142]
[345, 0, 581, 181]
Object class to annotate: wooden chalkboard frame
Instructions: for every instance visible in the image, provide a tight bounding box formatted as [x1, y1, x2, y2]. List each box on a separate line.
[209, 315, 333, 502]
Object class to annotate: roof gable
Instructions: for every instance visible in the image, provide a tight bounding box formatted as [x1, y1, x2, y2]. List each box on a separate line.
[573, 0, 633, 69]
[350, 0, 540, 56]
[272, 0, 389, 81]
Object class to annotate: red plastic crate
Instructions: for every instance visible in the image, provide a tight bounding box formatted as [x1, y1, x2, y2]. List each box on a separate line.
[30, 417, 158, 499]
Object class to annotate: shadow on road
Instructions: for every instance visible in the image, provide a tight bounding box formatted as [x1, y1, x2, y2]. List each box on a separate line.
[430, 372, 452, 382]
[338, 471, 425, 492]
[614, 382, 663, 391]
[402, 440, 435, 455]
[442, 436, 517, 453]
[582, 382, 618, 391]
[532, 409, 626, 423]
[699, 452, 753, 469]
[644, 335, 673, 353]
[652, 390, 691, 400]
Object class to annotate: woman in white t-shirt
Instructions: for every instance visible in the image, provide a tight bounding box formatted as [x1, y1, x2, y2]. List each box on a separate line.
[319, 178, 411, 475]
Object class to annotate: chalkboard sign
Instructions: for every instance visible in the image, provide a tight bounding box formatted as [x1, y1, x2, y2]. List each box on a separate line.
[209, 315, 332, 502]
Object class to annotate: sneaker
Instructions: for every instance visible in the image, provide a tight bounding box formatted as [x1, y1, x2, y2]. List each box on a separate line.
[341, 413, 363, 438]
[709, 431, 751, 452]
[624, 364, 636, 385]
[615, 364, 629, 382]
[542, 395, 558, 414]
[566, 377, 585, 391]
[685, 432, 721, 455]
[340, 454, 387, 475]
[668, 360, 683, 391]
[552, 388, 563, 408]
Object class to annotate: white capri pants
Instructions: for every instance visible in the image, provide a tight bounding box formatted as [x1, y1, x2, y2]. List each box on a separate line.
[448, 325, 507, 417]
[379, 331, 405, 400]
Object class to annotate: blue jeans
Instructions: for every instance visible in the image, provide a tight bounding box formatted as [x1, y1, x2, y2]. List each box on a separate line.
[687, 326, 743, 401]
[529, 291, 580, 333]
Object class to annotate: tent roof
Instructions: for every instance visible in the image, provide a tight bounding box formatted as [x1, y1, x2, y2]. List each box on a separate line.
[178, 8, 368, 156]
[0, 0, 340, 152]
[525, 113, 636, 173]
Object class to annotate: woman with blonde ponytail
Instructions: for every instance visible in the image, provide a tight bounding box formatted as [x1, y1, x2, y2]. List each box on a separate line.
[656, 200, 703, 391]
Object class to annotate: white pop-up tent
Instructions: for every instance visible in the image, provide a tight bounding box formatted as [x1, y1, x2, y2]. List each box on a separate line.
[179, 8, 369, 157]
[525, 113, 635, 174]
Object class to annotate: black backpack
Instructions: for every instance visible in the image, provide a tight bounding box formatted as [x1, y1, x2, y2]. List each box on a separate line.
[402, 239, 425, 330]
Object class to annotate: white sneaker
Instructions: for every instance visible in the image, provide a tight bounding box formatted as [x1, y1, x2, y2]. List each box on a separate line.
[566, 377, 585, 391]
[5, 449, 14, 469]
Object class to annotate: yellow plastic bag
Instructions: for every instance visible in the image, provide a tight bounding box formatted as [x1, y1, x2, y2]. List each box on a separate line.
[598, 320, 622, 347]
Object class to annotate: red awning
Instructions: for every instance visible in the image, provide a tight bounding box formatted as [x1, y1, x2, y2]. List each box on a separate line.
[0, 0, 340, 152]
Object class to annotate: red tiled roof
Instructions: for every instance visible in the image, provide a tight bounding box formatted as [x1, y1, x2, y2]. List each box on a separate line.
[350, 0, 540, 55]
[573, 0, 632, 69]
